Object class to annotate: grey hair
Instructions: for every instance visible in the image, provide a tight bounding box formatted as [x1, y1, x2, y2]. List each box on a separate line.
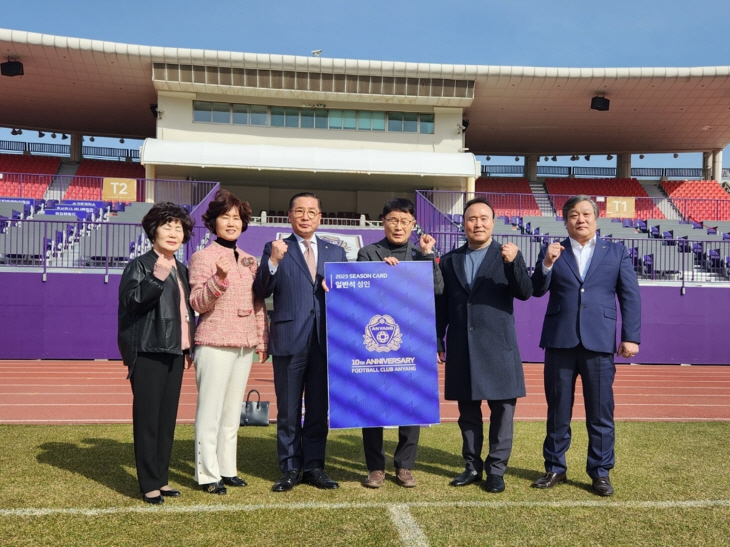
[562, 195, 599, 220]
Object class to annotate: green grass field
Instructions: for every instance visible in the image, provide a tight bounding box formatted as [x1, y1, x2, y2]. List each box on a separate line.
[1, 422, 729, 546]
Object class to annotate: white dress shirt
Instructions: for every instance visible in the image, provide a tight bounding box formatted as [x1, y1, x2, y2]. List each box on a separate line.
[268, 233, 317, 274]
[542, 235, 597, 280]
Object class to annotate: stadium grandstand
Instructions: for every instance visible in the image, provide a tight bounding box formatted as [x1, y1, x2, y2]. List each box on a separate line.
[0, 27, 729, 365]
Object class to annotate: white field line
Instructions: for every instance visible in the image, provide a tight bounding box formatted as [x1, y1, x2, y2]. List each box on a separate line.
[1, 498, 730, 519]
[388, 504, 429, 547]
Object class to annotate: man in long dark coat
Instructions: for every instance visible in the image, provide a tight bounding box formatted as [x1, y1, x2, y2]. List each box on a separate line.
[436, 196, 532, 493]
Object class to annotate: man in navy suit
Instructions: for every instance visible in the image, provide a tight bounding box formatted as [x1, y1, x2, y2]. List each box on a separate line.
[254, 192, 348, 492]
[530, 195, 641, 496]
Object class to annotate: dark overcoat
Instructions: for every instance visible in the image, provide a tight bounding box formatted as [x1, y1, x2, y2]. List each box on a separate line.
[436, 240, 532, 401]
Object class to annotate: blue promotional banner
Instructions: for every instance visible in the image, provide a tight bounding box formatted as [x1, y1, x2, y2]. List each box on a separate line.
[325, 261, 440, 429]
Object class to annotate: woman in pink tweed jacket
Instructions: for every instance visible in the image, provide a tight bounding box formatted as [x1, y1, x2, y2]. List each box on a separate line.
[189, 189, 268, 494]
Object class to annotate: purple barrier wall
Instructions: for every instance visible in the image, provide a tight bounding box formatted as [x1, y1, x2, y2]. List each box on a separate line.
[1, 273, 727, 364]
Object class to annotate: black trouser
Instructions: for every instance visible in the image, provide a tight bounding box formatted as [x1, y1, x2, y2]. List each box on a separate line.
[130, 352, 184, 494]
[362, 425, 420, 471]
[457, 399, 516, 476]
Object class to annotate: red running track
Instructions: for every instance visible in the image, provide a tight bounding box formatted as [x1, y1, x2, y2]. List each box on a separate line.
[0, 361, 729, 424]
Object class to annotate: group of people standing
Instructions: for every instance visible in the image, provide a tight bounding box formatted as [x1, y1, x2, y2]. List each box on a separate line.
[117, 189, 640, 504]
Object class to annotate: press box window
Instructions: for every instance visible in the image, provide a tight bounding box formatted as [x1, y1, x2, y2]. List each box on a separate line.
[420, 114, 434, 134]
[212, 103, 231, 124]
[232, 104, 249, 125]
[193, 101, 214, 122]
[250, 105, 268, 126]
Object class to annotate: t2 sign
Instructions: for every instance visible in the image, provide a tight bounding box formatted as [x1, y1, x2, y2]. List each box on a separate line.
[102, 177, 137, 201]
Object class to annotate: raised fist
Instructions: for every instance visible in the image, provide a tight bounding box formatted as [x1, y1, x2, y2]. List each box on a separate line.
[419, 233, 436, 255]
[215, 255, 231, 280]
[269, 239, 289, 266]
[501, 242, 519, 263]
[544, 242, 565, 268]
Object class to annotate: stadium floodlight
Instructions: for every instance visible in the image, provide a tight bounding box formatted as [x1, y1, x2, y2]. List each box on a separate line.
[544, 156, 549, 161]
[584, 155, 590, 161]
[10, 128, 17, 135]
[639, 154, 645, 159]
[51, 133, 56, 138]
[89, 136, 95, 142]
[552, 156, 557, 161]
[312, 49, 322, 57]
[61, 134, 68, 140]
[514, 156, 520, 162]
[120, 138, 125, 143]
[486, 156, 491, 161]
[38, 131, 45, 138]
[607, 154, 613, 160]
[673, 153, 679, 158]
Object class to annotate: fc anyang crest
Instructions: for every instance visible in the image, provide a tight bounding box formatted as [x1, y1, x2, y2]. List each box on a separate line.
[363, 314, 402, 352]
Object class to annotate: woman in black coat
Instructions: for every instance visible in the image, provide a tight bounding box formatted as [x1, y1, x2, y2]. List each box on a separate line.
[118, 202, 195, 504]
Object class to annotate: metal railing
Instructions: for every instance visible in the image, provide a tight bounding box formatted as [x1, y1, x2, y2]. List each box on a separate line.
[419, 229, 730, 285]
[417, 190, 730, 223]
[0, 140, 140, 159]
[480, 164, 727, 179]
[0, 173, 219, 205]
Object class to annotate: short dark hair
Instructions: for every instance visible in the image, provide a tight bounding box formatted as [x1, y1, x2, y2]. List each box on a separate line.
[562, 194, 599, 220]
[288, 192, 322, 212]
[202, 189, 252, 234]
[382, 197, 415, 218]
[141, 202, 194, 243]
[463, 196, 495, 219]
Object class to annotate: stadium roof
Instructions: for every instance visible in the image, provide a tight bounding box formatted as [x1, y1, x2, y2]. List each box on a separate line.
[2, 28, 730, 157]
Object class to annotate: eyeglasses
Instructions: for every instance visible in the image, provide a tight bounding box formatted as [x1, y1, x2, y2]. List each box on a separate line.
[291, 208, 321, 219]
[383, 217, 415, 228]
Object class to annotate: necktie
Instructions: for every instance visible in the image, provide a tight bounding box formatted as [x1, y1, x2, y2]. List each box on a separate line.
[303, 240, 316, 281]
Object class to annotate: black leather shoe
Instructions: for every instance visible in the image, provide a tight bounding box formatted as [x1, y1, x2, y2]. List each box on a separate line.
[532, 472, 567, 489]
[142, 494, 164, 504]
[222, 476, 248, 487]
[159, 488, 181, 497]
[272, 469, 301, 492]
[450, 469, 482, 487]
[482, 474, 505, 493]
[303, 468, 339, 489]
[201, 481, 227, 495]
[592, 476, 614, 497]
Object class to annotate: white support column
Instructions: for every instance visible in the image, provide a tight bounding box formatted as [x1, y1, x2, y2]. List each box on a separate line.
[703, 151, 713, 180]
[525, 155, 538, 182]
[144, 164, 156, 203]
[466, 176, 475, 201]
[712, 149, 723, 182]
[617, 154, 632, 179]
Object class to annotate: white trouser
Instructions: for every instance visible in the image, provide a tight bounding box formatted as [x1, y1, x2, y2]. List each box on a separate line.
[194, 345, 254, 485]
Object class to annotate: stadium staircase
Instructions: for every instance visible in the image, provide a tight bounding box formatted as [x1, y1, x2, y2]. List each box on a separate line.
[639, 180, 681, 220]
[529, 181, 555, 216]
[44, 160, 80, 201]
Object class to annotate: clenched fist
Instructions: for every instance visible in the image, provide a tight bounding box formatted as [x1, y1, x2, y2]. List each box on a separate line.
[269, 239, 288, 266]
[419, 233, 436, 255]
[215, 256, 231, 280]
[543, 242, 565, 268]
[501, 242, 519, 263]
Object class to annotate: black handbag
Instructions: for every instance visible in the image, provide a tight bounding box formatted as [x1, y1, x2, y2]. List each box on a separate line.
[240, 389, 270, 426]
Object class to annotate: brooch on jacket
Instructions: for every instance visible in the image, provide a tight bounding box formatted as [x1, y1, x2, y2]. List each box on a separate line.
[241, 256, 257, 272]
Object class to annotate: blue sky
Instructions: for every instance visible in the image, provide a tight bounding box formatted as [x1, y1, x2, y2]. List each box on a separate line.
[3, 0, 730, 169]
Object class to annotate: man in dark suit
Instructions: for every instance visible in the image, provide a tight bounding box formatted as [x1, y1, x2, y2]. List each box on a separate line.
[530, 195, 641, 496]
[357, 197, 444, 489]
[436, 196, 532, 493]
[253, 192, 348, 492]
